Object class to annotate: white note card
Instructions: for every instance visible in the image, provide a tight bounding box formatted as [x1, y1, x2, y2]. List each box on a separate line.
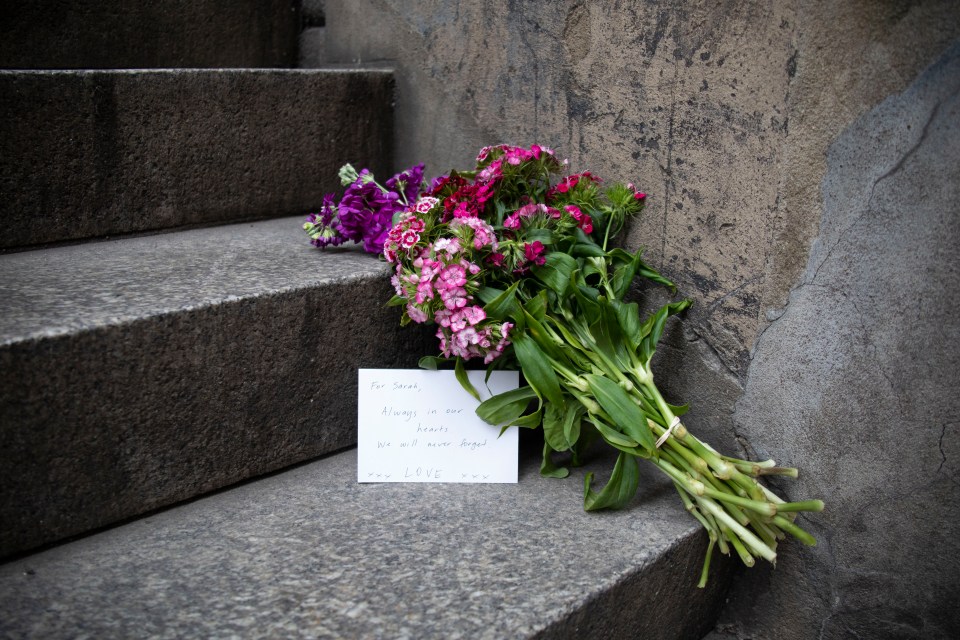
[357, 369, 520, 483]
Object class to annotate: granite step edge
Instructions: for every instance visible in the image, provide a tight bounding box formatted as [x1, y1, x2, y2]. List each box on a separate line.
[0, 445, 734, 639]
[0, 218, 434, 557]
[0, 68, 394, 249]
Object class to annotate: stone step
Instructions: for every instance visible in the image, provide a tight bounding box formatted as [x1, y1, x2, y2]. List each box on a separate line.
[299, 27, 329, 68]
[0, 444, 733, 639]
[0, 68, 394, 251]
[0, 217, 432, 559]
[299, 0, 328, 68]
[0, 0, 299, 69]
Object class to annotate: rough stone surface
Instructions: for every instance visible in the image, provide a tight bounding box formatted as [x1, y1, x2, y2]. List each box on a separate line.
[0, 0, 300, 69]
[0, 444, 733, 639]
[302, 0, 326, 27]
[321, 3, 960, 635]
[718, 44, 960, 639]
[0, 69, 393, 250]
[299, 27, 328, 67]
[323, 1, 960, 385]
[0, 217, 433, 558]
[325, 0, 796, 381]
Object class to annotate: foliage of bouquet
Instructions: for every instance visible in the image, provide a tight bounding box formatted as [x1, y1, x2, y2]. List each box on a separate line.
[305, 144, 823, 585]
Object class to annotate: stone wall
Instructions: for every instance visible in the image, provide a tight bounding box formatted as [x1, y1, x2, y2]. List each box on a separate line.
[323, 1, 960, 637]
[723, 40, 960, 639]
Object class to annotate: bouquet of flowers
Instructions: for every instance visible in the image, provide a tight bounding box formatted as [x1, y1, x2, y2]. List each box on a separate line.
[304, 144, 823, 586]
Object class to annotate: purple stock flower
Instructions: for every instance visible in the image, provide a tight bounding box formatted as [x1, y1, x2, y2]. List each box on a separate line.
[320, 165, 427, 254]
[304, 193, 347, 248]
[385, 163, 425, 205]
[335, 172, 405, 253]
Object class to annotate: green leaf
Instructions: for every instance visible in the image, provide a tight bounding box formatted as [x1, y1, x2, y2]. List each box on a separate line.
[476, 386, 538, 425]
[610, 248, 645, 299]
[598, 298, 632, 367]
[524, 290, 549, 323]
[525, 228, 555, 245]
[570, 422, 600, 467]
[589, 417, 641, 450]
[532, 251, 578, 297]
[563, 402, 583, 449]
[588, 305, 625, 368]
[476, 286, 505, 305]
[667, 402, 690, 417]
[636, 257, 678, 292]
[455, 357, 481, 402]
[572, 284, 601, 324]
[653, 300, 691, 342]
[385, 295, 407, 307]
[635, 390, 663, 425]
[418, 355, 446, 370]
[606, 248, 677, 294]
[543, 402, 570, 452]
[552, 320, 589, 355]
[483, 281, 521, 321]
[494, 199, 509, 226]
[540, 441, 569, 479]
[522, 309, 563, 361]
[611, 300, 642, 351]
[582, 256, 606, 281]
[584, 374, 655, 451]
[638, 300, 692, 366]
[649, 305, 670, 347]
[564, 317, 601, 360]
[512, 333, 565, 408]
[510, 408, 543, 429]
[571, 240, 607, 258]
[583, 451, 640, 511]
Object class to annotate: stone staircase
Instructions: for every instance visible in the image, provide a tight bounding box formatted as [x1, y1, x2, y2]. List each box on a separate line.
[0, 3, 733, 637]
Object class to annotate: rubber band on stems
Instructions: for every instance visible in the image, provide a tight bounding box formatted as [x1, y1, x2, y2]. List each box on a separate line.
[656, 416, 681, 448]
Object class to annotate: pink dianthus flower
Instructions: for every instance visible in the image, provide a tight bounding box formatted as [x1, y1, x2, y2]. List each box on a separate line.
[524, 241, 547, 266]
[463, 305, 486, 326]
[414, 196, 439, 214]
[406, 304, 429, 324]
[438, 264, 467, 289]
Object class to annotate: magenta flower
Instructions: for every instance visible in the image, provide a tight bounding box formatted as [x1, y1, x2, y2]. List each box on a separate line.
[524, 241, 547, 266]
[476, 159, 503, 184]
[504, 146, 534, 165]
[565, 204, 594, 233]
[401, 230, 419, 249]
[503, 213, 522, 230]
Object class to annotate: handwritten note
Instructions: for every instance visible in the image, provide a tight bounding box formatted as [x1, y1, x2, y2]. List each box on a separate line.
[357, 369, 520, 483]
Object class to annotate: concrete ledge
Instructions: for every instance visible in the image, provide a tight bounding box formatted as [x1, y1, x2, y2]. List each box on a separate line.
[0, 444, 733, 639]
[0, 69, 393, 250]
[0, 0, 299, 69]
[0, 217, 432, 558]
